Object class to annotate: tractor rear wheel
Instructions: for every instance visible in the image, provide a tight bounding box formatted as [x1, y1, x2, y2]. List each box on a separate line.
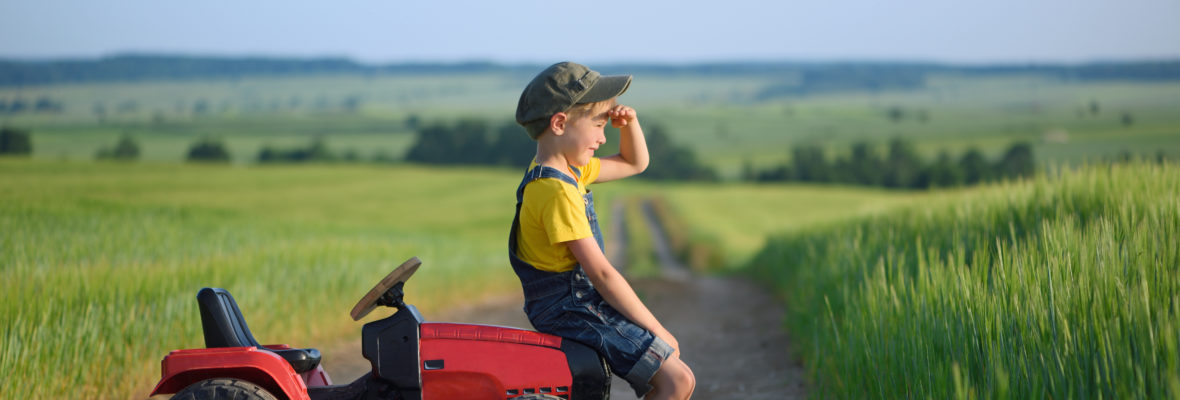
[171, 378, 278, 400]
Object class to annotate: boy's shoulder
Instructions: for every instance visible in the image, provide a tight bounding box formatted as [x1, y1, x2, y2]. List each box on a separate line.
[522, 177, 582, 207]
[523, 157, 601, 188]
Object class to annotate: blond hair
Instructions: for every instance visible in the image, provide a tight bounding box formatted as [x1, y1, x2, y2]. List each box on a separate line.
[565, 98, 617, 121]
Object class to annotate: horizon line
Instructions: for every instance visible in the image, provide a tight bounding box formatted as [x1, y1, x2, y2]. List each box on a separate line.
[2, 52, 1179, 68]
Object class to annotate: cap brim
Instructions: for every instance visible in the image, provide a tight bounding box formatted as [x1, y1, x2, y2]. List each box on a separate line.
[578, 74, 632, 104]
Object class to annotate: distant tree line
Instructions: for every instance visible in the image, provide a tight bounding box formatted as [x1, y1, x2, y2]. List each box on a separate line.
[2, 55, 1178, 88]
[0, 97, 65, 114]
[0, 55, 527, 86]
[403, 118, 717, 181]
[256, 137, 370, 163]
[744, 139, 1037, 189]
[405, 119, 532, 166]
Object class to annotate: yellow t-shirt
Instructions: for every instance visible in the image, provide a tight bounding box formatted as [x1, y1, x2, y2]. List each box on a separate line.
[515, 157, 602, 273]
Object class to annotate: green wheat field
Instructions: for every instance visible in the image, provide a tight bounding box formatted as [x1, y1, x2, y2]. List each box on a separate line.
[3, 70, 1180, 398]
[744, 162, 1180, 398]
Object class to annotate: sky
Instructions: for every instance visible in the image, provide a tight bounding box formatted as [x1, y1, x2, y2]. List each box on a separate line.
[2, 0, 1179, 65]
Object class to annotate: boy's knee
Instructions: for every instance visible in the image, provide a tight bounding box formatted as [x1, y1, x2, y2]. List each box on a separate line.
[674, 362, 696, 392]
[656, 359, 695, 397]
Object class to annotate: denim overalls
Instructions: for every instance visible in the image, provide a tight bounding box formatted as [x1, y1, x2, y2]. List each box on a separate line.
[508, 164, 672, 397]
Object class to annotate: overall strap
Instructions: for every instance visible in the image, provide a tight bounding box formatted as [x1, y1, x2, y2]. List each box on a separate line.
[509, 164, 583, 298]
[515, 164, 580, 203]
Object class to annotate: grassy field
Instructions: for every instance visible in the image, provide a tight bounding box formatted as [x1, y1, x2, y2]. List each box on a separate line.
[744, 162, 1180, 398]
[4, 70, 1179, 398]
[5, 74, 1179, 178]
[651, 182, 949, 267]
[0, 159, 642, 399]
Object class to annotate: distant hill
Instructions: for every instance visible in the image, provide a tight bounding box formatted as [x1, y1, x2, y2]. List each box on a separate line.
[0, 54, 532, 86]
[1, 54, 1178, 93]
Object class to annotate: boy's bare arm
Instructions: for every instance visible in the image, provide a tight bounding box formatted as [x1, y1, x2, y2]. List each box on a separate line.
[597, 105, 649, 183]
[566, 236, 681, 355]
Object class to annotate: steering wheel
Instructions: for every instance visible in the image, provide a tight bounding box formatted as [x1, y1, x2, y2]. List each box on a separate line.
[350, 256, 422, 321]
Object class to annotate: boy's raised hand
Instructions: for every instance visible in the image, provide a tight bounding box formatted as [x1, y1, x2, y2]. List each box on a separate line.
[608, 104, 637, 128]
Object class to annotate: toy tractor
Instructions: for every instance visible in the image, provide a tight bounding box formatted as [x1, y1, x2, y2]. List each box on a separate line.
[149, 257, 612, 400]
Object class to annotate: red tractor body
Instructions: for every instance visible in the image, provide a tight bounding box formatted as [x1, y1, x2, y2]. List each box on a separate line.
[419, 323, 572, 399]
[150, 258, 610, 400]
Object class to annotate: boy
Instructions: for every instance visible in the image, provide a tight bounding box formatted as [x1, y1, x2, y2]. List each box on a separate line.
[509, 62, 696, 399]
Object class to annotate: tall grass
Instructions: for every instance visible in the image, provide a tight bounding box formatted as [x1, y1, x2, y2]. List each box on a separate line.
[748, 162, 1180, 398]
[0, 160, 533, 399]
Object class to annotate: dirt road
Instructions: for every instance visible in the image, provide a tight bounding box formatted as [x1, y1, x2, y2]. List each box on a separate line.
[323, 200, 807, 399]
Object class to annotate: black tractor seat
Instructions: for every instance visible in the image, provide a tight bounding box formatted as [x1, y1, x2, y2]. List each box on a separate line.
[197, 287, 322, 373]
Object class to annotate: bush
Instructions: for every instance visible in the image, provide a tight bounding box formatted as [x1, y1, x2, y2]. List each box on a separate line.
[96, 135, 140, 161]
[186, 138, 231, 162]
[0, 126, 32, 155]
[257, 137, 333, 163]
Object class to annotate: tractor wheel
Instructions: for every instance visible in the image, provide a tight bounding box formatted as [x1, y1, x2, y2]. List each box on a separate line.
[171, 378, 278, 400]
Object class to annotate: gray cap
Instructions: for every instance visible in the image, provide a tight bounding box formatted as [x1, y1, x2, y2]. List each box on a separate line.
[516, 62, 632, 139]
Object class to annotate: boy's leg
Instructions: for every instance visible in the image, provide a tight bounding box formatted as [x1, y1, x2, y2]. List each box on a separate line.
[645, 356, 695, 400]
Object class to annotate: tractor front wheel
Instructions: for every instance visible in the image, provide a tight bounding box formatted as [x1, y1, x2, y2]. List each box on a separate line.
[171, 378, 278, 400]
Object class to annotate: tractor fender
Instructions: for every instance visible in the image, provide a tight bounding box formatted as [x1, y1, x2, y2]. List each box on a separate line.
[150, 346, 309, 400]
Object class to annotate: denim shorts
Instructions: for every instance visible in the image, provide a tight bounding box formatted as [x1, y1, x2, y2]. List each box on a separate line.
[524, 271, 674, 398]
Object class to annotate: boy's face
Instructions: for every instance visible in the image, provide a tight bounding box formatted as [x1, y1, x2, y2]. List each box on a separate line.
[559, 107, 610, 167]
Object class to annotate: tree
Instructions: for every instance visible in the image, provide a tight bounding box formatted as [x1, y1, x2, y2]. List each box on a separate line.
[488, 122, 535, 166]
[0, 126, 32, 155]
[847, 141, 883, 186]
[995, 142, 1035, 180]
[404, 119, 490, 165]
[257, 137, 335, 163]
[883, 138, 923, 188]
[791, 145, 830, 182]
[187, 138, 231, 162]
[959, 147, 990, 185]
[921, 150, 964, 188]
[96, 135, 140, 160]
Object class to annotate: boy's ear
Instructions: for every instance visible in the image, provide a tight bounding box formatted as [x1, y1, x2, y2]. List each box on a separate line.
[549, 112, 568, 136]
